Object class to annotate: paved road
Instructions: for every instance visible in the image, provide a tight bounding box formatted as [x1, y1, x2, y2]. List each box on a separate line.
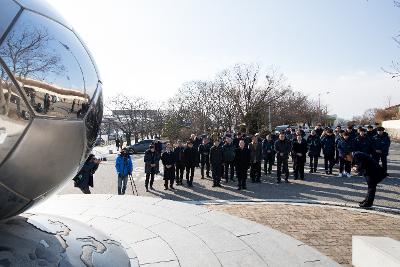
[60, 143, 400, 209]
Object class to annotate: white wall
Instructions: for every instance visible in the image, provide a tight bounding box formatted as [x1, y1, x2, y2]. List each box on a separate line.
[382, 120, 400, 141]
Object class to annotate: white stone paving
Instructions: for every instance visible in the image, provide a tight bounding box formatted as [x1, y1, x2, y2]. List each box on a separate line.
[27, 194, 341, 267]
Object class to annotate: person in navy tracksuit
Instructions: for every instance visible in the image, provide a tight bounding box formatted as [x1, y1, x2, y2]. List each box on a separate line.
[321, 129, 336, 175]
[307, 130, 321, 173]
[372, 127, 391, 176]
[337, 132, 355, 177]
[262, 134, 275, 175]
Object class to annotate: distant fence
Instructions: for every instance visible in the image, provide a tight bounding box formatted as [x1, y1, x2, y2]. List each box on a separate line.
[382, 120, 400, 141]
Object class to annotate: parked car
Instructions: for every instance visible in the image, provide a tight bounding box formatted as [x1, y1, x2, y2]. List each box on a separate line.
[274, 125, 290, 134]
[127, 139, 167, 154]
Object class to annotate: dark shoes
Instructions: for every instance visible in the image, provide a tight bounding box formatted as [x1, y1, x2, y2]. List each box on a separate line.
[359, 202, 373, 208]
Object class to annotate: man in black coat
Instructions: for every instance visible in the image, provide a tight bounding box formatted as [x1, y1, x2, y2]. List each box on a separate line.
[234, 140, 251, 190]
[210, 139, 223, 187]
[173, 141, 185, 185]
[292, 134, 308, 180]
[372, 127, 391, 176]
[249, 136, 263, 183]
[198, 138, 212, 179]
[307, 130, 322, 173]
[222, 137, 236, 183]
[344, 152, 387, 208]
[366, 125, 377, 140]
[184, 141, 197, 187]
[321, 128, 336, 175]
[275, 132, 292, 183]
[161, 143, 176, 190]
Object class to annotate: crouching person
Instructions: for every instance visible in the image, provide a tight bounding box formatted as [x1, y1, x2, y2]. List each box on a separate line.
[344, 152, 387, 208]
[115, 148, 133, 195]
[161, 142, 176, 190]
[234, 140, 250, 190]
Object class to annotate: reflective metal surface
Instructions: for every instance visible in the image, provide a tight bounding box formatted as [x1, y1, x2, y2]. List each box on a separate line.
[0, 214, 132, 266]
[83, 83, 103, 160]
[0, 10, 99, 119]
[0, 0, 103, 220]
[0, 0, 20, 40]
[0, 119, 85, 199]
[12, 0, 71, 29]
[0, 64, 31, 164]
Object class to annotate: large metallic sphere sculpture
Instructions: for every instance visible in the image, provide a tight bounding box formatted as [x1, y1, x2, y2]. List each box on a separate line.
[0, 0, 103, 219]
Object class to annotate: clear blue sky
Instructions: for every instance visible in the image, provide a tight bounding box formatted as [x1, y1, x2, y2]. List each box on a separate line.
[52, 0, 400, 119]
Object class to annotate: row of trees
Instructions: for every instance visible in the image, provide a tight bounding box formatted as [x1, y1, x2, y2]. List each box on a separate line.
[105, 63, 330, 144]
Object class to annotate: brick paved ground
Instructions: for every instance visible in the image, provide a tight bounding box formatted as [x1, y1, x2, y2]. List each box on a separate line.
[208, 203, 400, 266]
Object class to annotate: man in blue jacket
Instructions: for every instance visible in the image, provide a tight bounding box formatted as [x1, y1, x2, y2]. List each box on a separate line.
[115, 148, 133, 195]
[372, 127, 391, 176]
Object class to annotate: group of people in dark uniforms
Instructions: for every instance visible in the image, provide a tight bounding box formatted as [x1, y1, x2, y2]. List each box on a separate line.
[110, 123, 391, 208]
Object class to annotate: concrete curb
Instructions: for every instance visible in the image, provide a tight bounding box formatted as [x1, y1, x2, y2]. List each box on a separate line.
[189, 199, 400, 218]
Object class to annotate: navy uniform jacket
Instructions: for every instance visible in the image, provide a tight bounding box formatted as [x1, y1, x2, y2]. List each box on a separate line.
[307, 135, 321, 157]
[320, 135, 336, 156]
[292, 139, 308, 162]
[372, 133, 391, 156]
[352, 152, 386, 186]
[234, 147, 251, 170]
[355, 135, 372, 154]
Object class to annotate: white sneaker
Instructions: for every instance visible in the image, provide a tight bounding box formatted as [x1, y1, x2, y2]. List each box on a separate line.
[337, 173, 343, 177]
[346, 173, 352, 178]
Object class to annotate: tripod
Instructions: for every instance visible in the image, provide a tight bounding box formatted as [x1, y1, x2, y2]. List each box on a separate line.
[128, 174, 138, 196]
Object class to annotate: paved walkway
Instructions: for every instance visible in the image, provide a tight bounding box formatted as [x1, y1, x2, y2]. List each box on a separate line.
[208, 202, 400, 267]
[29, 195, 340, 267]
[60, 143, 400, 209]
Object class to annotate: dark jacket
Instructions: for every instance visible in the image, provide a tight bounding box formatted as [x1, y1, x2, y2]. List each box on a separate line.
[183, 146, 198, 167]
[320, 134, 336, 156]
[366, 130, 376, 141]
[347, 130, 357, 142]
[76, 161, 99, 188]
[307, 134, 321, 157]
[292, 139, 308, 162]
[210, 145, 223, 167]
[262, 139, 275, 159]
[274, 139, 292, 158]
[234, 147, 251, 170]
[198, 142, 212, 163]
[337, 137, 355, 158]
[352, 152, 386, 185]
[154, 141, 163, 154]
[116, 154, 133, 176]
[161, 150, 175, 166]
[315, 127, 323, 137]
[249, 142, 263, 162]
[355, 135, 372, 154]
[173, 146, 185, 165]
[372, 132, 391, 156]
[144, 149, 160, 174]
[222, 142, 236, 162]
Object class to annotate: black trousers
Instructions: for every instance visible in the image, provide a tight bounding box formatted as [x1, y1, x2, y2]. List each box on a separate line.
[309, 155, 319, 171]
[250, 162, 261, 182]
[175, 163, 185, 184]
[186, 166, 195, 185]
[264, 153, 274, 174]
[224, 161, 235, 181]
[324, 154, 335, 172]
[164, 166, 175, 188]
[373, 154, 388, 175]
[80, 186, 91, 194]
[277, 156, 289, 180]
[200, 158, 210, 178]
[145, 173, 155, 189]
[339, 157, 351, 173]
[236, 167, 248, 189]
[212, 165, 222, 185]
[364, 183, 377, 205]
[294, 156, 305, 179]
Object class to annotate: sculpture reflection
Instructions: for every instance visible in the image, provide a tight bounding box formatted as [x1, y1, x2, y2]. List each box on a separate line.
[0, 10, 98, 119]
[0, 65, 30, 164]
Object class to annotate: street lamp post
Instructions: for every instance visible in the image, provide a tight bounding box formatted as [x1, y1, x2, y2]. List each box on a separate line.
[318, 91, 330, 124]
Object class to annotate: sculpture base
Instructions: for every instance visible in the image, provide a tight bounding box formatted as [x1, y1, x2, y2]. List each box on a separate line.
[0, 213, 134, 267]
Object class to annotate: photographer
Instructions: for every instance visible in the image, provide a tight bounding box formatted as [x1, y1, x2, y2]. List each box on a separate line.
[115, 147, 133, 195]
[74, 154, 101, 194]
